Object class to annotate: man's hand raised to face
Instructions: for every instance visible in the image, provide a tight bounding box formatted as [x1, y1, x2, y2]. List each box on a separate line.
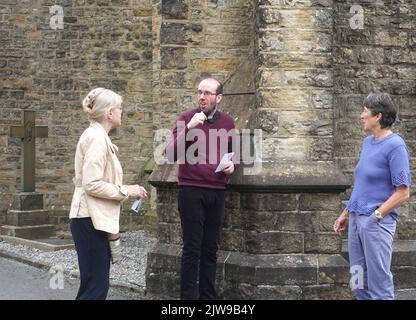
[187, 112, 207, 130]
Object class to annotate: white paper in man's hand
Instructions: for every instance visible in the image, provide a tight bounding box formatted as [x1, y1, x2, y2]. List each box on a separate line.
[215, 152, 235, 173]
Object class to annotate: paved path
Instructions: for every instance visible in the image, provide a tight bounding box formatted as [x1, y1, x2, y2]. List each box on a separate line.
[0, 256, 139, 300]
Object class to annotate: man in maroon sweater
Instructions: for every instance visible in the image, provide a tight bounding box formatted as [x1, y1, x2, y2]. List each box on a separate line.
[166, 78, 236, 300]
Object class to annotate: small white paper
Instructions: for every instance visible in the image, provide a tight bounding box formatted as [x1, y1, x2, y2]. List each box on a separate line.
[215, 152, 235, 173]
[131, 198, 142, 214]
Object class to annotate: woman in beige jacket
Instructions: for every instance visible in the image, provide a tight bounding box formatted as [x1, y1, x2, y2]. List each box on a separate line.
[69, 88, 147, 300]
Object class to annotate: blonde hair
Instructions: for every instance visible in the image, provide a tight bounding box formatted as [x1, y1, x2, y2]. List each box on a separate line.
[82, 88, 122, 121]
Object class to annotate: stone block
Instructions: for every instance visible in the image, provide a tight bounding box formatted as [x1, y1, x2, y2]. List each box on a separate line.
[0, 224, 55, 239]
[392, 266, 416, 289]
[161, 0, 188, 19]
[225, 191, 240, 209]
[258, 109, 279, 133]
[191, 58, 241, 72]
[245, 210, 319, 233]
[259, 52, 332, 69]
[157, 222, 182, 245]
[258, 0, 333, 7]
[219, 8, 254, 24]
[357, 46, 385, 64]
[243, 193, 297, 211]
[245, 231, 304, 254]
[318, 254, 350, 285]
[251, 284, 302, 300]
[299, 193, 340, 211]
[278, 212, 320, 233]
[257, 88, 331, 110]
[12, 192, 44, 210]
[391, 240, 416, 267]
[259, 29, 332, 53]
[304, 233, 340, 254]
[224, 253, 256, 284]
[160, 22, 203, 45]
[319, 211, 339, 232]
[146, 244, 180, 298]
[253, 254, 318, 286]
[146, 243, 182, 273]
[220, 228, 244, 252]
[258, 68, 333, 88]
[6, 209, 50, 226]
[160, 71, 192, 89]
[157, 188, 178, 204]
[373, 31, 408, 47]
[309, 137, 333, 161]
[220, 282, 302, 300]
[157, 203, 180, 223]
[262, 137, 310, 161]
[161, 47, 187, 70]
[302, 284, 353, 300]
[224, 208, 244, 229]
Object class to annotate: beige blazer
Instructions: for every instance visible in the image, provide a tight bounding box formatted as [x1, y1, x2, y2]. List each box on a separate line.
[69, 121, 128, 234]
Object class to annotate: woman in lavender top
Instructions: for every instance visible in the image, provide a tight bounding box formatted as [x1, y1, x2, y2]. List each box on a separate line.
[333, 92, 411, 300]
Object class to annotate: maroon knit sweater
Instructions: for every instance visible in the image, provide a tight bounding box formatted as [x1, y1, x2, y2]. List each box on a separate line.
[166, 108, 236, 190]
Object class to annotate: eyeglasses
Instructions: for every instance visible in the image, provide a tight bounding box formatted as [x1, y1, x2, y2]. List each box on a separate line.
[196, 90, 217, 97]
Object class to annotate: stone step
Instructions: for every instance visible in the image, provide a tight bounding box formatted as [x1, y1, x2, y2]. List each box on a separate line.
[396, 288, 416, 300]
[342, 239, 416, 267]
[0, 224, 55, 239]
[6, 209, 50, 226]
[342, 239, 416, 289]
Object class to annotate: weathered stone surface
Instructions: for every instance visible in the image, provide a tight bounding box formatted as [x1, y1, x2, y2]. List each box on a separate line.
[220, 283, 303, 300]
[245, 231, 304, 254]
[160, 22, 203, 45]
[157, 222, 182, 245]
[161, 47, 187, 70]
[304, 233, 340, 253]
[243, 193, 297, 211]
[161, 0, 188, 19]
[220, 229, 244, 251]
[302, 284, 353, 300]
[6, 209, 50, 226]
[11, 192, 44, 210]
[0, 0, 154, 231]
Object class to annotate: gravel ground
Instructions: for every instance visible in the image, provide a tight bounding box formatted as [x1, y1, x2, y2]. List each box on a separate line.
[0, 230, 157, 295]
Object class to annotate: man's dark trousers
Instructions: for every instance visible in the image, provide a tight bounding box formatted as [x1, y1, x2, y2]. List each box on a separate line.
[178, 186, 225, 300]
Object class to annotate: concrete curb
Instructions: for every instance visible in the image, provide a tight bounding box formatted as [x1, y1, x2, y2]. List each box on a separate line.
[0, 235, 74, 252]
[0, 247, 147, 299]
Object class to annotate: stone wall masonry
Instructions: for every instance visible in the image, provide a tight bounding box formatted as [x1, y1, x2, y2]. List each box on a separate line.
[0, 0, 154, 230]
[333, 0, 416, 239]
[145, 0, 416, 299]
[156, 186, 343, 254]
[257, 0, 335, 162]
[153, 0, 255, 131]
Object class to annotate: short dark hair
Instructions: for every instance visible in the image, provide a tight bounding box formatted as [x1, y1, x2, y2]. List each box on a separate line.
[363, 92, 397, 129]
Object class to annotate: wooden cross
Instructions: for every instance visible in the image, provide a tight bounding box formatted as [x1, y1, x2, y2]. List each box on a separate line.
[10, 110, 48, 192]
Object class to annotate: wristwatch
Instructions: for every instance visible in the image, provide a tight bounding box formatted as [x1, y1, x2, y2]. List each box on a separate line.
[374, 209, 383, 220]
